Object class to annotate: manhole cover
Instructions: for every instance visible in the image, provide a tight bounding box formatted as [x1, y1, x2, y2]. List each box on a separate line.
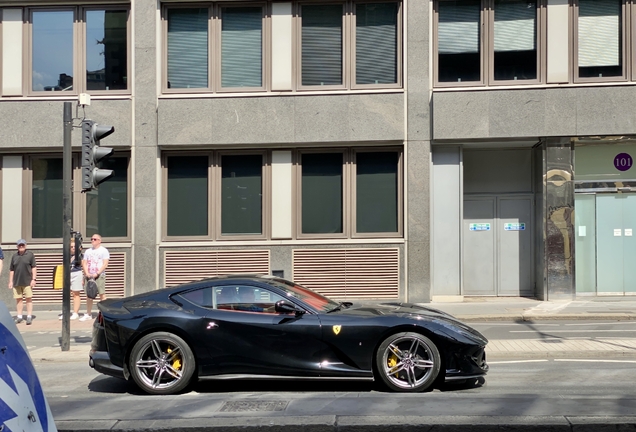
[219, 400, 289, 412]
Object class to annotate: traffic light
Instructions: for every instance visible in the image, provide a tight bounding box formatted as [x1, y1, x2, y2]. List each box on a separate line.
[81, 119, 115, 191]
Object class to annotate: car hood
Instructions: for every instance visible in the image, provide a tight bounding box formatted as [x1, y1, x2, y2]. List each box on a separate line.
[332, 302, 487, 344]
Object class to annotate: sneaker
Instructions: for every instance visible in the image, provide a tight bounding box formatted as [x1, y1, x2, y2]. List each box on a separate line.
[26, 316, 32, 325]
[15, 316, 23, 324]
[71, 313, 79, 320]
[58, 313, 63, 320]
[79, 314, 92, 322]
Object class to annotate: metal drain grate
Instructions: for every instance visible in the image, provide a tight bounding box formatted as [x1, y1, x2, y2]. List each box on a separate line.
[219, 400, 289, 412]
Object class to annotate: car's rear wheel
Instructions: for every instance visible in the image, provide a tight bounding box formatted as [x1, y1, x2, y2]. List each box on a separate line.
[375, 332, 441, 392]
[129, 331, 195, 395]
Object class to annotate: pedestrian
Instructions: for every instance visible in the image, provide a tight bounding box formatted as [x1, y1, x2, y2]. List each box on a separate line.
[8, 239, 37, 325]
[0, 245, 4, 277]
[81, 234, 109, 321]
[59, 241, 84, 320]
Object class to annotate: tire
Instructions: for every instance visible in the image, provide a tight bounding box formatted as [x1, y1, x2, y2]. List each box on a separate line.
[375, 332, 441, 392]
[129, 331, 195, 395]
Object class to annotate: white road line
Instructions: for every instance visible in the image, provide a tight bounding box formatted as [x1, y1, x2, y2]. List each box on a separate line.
[554, 359, 636, 364]
[564, 321, 636, 326]
[510, 329, 636, 333]
[488, 360, 550, 364]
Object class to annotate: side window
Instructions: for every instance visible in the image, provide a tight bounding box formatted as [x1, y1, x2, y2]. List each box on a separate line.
[180, 287, 214, 308]
[214, 285, 287, 313]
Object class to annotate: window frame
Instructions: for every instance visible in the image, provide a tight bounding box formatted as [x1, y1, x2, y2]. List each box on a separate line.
[573, 0, 629, 84]
[79, 153, 132, 242]
[24, 153, 132, 244]
[25, 5, 131, 96]
[215, 149, 269, 241]
[351, 0, 403, 90]
[162, 4, 213, 94]
[351, 147, 403, 238]
[216, 2, 268, 93]
[433, 0, 547, 88]
[296, 1, 348, 91]
[295, 147, 403, 240]
[487, 0, 546, 86]
[162, 151, 214, 241]
[0, 9, 4, 98]
[80, 5, 132, 96]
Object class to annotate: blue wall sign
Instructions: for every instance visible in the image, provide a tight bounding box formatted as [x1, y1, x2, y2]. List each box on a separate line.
[504, 223, 526, 231]
[469, 223, 491, 231]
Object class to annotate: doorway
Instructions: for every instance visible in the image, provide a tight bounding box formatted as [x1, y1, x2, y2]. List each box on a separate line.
[463, 196, 534, 296]
[575, 193, 636, 295]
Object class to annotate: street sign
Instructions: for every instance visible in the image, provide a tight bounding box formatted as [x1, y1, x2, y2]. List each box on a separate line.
[0, 301, 57, 431]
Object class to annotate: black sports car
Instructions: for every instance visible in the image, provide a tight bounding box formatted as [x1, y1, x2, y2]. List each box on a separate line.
[90, 275, 488, 394]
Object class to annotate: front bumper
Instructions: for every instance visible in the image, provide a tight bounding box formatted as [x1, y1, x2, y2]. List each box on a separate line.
[89, 350, 126, 380]
[444, 345, 488, 382]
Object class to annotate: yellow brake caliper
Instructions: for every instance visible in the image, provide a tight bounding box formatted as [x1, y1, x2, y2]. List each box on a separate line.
[167, 347, 182, 371]
[387, 355, 399, 377]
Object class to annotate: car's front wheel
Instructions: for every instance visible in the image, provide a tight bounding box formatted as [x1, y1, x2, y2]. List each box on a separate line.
[375, 332, 441, 392]
[129, 331, 195, 395]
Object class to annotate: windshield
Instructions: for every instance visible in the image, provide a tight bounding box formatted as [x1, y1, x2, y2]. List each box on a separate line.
[263, 278, 340, 313]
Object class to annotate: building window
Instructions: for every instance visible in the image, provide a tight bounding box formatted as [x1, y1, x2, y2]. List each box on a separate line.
[163, 152, 266, 240]
[301, 152, 344, 234]
[164, 4, 265, 92]
[28, 6, 130, 94]
[298, 148, 402, 239]
[85, 157, 129, 239]
[163, 1, 401, 93]
[166, 155, 209, 237]
[27, 154, 130, 242]
[31, 157, 63, 239]
[434, 0, 542, 86]
[575, 0, 625, 81]
[221, 154, 263, 236]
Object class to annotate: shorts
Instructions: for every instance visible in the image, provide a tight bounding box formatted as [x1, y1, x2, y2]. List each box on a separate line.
[13, 286, 33, 299]
[71, 271, 83, 292]
[85, 274, 106, 296]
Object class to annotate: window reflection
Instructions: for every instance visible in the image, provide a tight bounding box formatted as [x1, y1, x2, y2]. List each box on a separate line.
[32, 11, 74, 91]
[86, 10, 128, 90]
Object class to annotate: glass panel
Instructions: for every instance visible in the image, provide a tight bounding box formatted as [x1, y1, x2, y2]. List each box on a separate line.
[302, 153, 343, 234]
[356, 3, 398, 85]
[167, 8, 209, 89]
[86, 9, 128, 91]
[623, 194, 636, 293]
[356, 152, 398, 233]
[596, 194, 623, 293]
[85, 157, 128, 238]
[221, 7, 263, 88]
[493, 0, 537, 81]
[167, 156, 208, 236]
[574, 194, 596, 293]
[32, 10, 74, 91]
[574, 143, 636, 181]
[578, 0, 622, 78]
[221, 154, 262, 235]
[32, 158, 63, 238]
[437, 0, 480, 83]
[301, 4, 343, 86]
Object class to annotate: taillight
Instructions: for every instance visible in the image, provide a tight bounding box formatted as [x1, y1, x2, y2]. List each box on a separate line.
[97, 312, 104, 325]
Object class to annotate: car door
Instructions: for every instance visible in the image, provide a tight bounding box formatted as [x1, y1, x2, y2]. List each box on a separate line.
[186, 283, 324, 377]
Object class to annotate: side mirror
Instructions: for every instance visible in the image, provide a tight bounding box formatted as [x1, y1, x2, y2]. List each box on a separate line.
[275, 300, 305, 315]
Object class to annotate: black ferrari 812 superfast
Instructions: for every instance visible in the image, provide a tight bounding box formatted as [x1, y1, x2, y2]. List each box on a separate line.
[90, 275, 488, 394]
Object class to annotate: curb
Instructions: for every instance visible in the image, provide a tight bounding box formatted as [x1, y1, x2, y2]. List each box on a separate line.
[54, 415, 636, 432]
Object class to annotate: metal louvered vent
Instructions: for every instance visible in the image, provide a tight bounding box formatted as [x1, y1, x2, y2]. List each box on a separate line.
[31, 252, 127, 303]
[292, 248, 399, 300]
[164, 250, 270, 287]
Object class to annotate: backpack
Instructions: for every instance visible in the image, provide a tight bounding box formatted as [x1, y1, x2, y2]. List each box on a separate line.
[86, 279, 99, 299]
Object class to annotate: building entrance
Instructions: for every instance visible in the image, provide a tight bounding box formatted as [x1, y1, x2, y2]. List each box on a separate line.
[463, 196, 533, 296]
[575, 193, 636, 295]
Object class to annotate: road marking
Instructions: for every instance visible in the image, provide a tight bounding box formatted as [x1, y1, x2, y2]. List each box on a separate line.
[564, 322, 636, 326]
[510, 329, 636, 333]
[554, 359, 636, 364]
[488, 360, 550, 364]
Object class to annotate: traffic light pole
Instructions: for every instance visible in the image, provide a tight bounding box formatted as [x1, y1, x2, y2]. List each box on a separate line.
[61, 102, 73, 352]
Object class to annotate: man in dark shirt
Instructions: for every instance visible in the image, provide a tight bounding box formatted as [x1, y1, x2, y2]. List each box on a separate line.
[9, 239, 37, 325]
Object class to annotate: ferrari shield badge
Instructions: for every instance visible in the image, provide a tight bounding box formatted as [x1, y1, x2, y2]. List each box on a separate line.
[332, 325, 341, 335]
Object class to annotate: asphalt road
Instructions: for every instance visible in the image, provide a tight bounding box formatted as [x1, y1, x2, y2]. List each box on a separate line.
[38, 358, 636, 420]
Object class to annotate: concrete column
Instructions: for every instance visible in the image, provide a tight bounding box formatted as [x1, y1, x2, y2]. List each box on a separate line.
[544, 137, 575, 300]
[405, 1, 432, 302]
[132, 0, 159, 294]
